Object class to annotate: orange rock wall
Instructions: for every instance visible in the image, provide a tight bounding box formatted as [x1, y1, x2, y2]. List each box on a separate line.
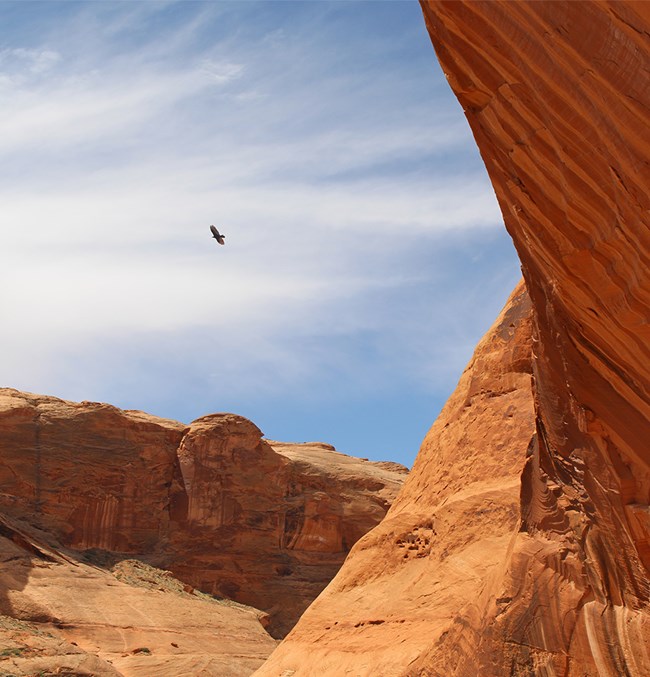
[421, 1, 650, 673]
[257, 282, 538, 676]
[0, 390, 406, 638]
[0, 390, 185, 552]
[168, 417, 405, 637]
[259, 1, 649, 674]
[0, 519, 277, 677]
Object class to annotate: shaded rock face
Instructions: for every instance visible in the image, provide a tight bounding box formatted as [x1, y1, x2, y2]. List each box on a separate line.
[0, 389, 406, 640]
[259, 2, 649, 675]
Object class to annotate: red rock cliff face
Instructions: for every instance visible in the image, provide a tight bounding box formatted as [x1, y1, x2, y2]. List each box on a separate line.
[0, 390, 406, 639]
[168, 416, 404, 637]
[257, 282, 537, 676]
[259, 1, 649, 674]
[0, 518, 277, 677]
[420, 1, 650, 673]
[0, 390, 185, 552]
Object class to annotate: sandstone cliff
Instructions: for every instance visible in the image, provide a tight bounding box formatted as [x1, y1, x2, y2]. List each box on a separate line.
[167, 418, 406, 637]
[0, 388, 406, 649]
[257, 281, 537, 676]
[0, 515, 276, 676]
[422, 1, 650, 673]
[258, 1, 650, 675]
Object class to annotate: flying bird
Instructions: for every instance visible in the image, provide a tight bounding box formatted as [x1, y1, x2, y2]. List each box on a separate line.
[210, 225, 225, 245]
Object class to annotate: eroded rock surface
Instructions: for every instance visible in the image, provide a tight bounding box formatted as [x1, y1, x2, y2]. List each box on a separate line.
[420, 1, 650, 674]
[0, 389, 406, 642]
[257, 282, 537, 675]
[0, 515, 275, 676]
[259, 1, 650, 674]
[168, 418, 406, 637]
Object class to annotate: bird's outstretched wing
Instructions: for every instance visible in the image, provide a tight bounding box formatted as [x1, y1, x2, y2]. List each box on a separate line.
[209, 224, 226, 245]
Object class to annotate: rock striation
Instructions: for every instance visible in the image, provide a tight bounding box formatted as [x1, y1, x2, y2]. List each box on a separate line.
[0, 514, 276, 676]
[421, 1, 650, 673]
[259, 1, 650, 674]
[168, 419, 406, 637]
[0, 389, 407, 642]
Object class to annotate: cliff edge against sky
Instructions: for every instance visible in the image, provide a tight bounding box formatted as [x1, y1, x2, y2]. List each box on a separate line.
[0, 389, 406, 674]
[258, 2, 650, 674]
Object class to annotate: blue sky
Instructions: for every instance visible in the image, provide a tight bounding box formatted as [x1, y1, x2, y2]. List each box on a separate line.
[0, 1, 521, 467]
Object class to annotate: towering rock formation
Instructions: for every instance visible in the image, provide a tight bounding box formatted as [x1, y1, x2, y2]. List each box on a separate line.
[257, 281, 538, 676]
[258, 1, 650, 674]
[168, 417, 405, 637]
[0, 389, 406, 641]
[422, 1, 650, 673]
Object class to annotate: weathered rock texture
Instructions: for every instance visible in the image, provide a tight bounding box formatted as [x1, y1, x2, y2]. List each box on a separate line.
[258, 1, 650, 675]
[0, 389, 406, 640]
[257, 282, 537, 676]
[168, 421, 406, 637]
[0, 515, 275, 676]
[422, 1, 650, 673]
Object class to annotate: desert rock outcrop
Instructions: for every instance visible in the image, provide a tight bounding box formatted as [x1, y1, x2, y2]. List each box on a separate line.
[0, 389, 406, 641]
[0, 514, 275, 676]
[257, 282, 537, 675]
[258, 1, 650, 674]
[422, 1, 650, 673]
[168, 418, 406, 637]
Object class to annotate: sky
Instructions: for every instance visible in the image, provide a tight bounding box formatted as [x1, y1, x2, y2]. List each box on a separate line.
[0, 1, 521, 468]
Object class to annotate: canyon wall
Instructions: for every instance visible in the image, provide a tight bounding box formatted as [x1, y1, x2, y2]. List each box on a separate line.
[258, 1, 650, 674]
[167, 417, 406, 637]
[0, 517, 276, 676]
[0, 389, 406, 639]
[257, 282, 538, 676]
[421, 1, 650, 673]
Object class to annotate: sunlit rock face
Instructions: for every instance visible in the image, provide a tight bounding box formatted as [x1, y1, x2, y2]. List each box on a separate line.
[168, 416, 406, 637]
[0, 516, 276, 677]
[257, 282, 538, 675]
[258, 1, 650, 674]
[420, 0, 650, 673]
[0, 389, 186, 552]
[0, 389, 406, 639]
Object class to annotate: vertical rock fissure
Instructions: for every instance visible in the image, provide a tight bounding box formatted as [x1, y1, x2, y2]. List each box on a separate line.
[33, 410, 42, 515]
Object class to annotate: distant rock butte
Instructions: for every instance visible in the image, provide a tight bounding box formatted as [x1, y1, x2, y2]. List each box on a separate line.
[0, 388, 407, 659]
[169, 417, 406, 637]
[259, 2, 650, 675]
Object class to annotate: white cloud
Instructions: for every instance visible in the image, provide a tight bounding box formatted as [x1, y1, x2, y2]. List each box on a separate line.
[0, 59, 247, 156]
[0, 47, 62, 76]
[0, 1, 521, 461]
[200, 59, 245, 84]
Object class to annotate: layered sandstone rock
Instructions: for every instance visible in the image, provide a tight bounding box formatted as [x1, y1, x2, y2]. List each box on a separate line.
[421, 1, 650, 673]
[0, 390, 186, 552]
[257, 282, 537, 675]
[0, 389, 406, 639]
[0, 515, 275, 676]
[259, 1, 650, 674]
[169, 423, 404, 637]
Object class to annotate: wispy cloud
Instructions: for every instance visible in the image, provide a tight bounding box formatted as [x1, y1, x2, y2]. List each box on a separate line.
[0, 46, 61, 78]
[0, 1, 521, 464]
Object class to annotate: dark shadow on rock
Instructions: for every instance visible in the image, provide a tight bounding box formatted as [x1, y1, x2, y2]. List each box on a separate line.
[0, 513, 58, 623]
